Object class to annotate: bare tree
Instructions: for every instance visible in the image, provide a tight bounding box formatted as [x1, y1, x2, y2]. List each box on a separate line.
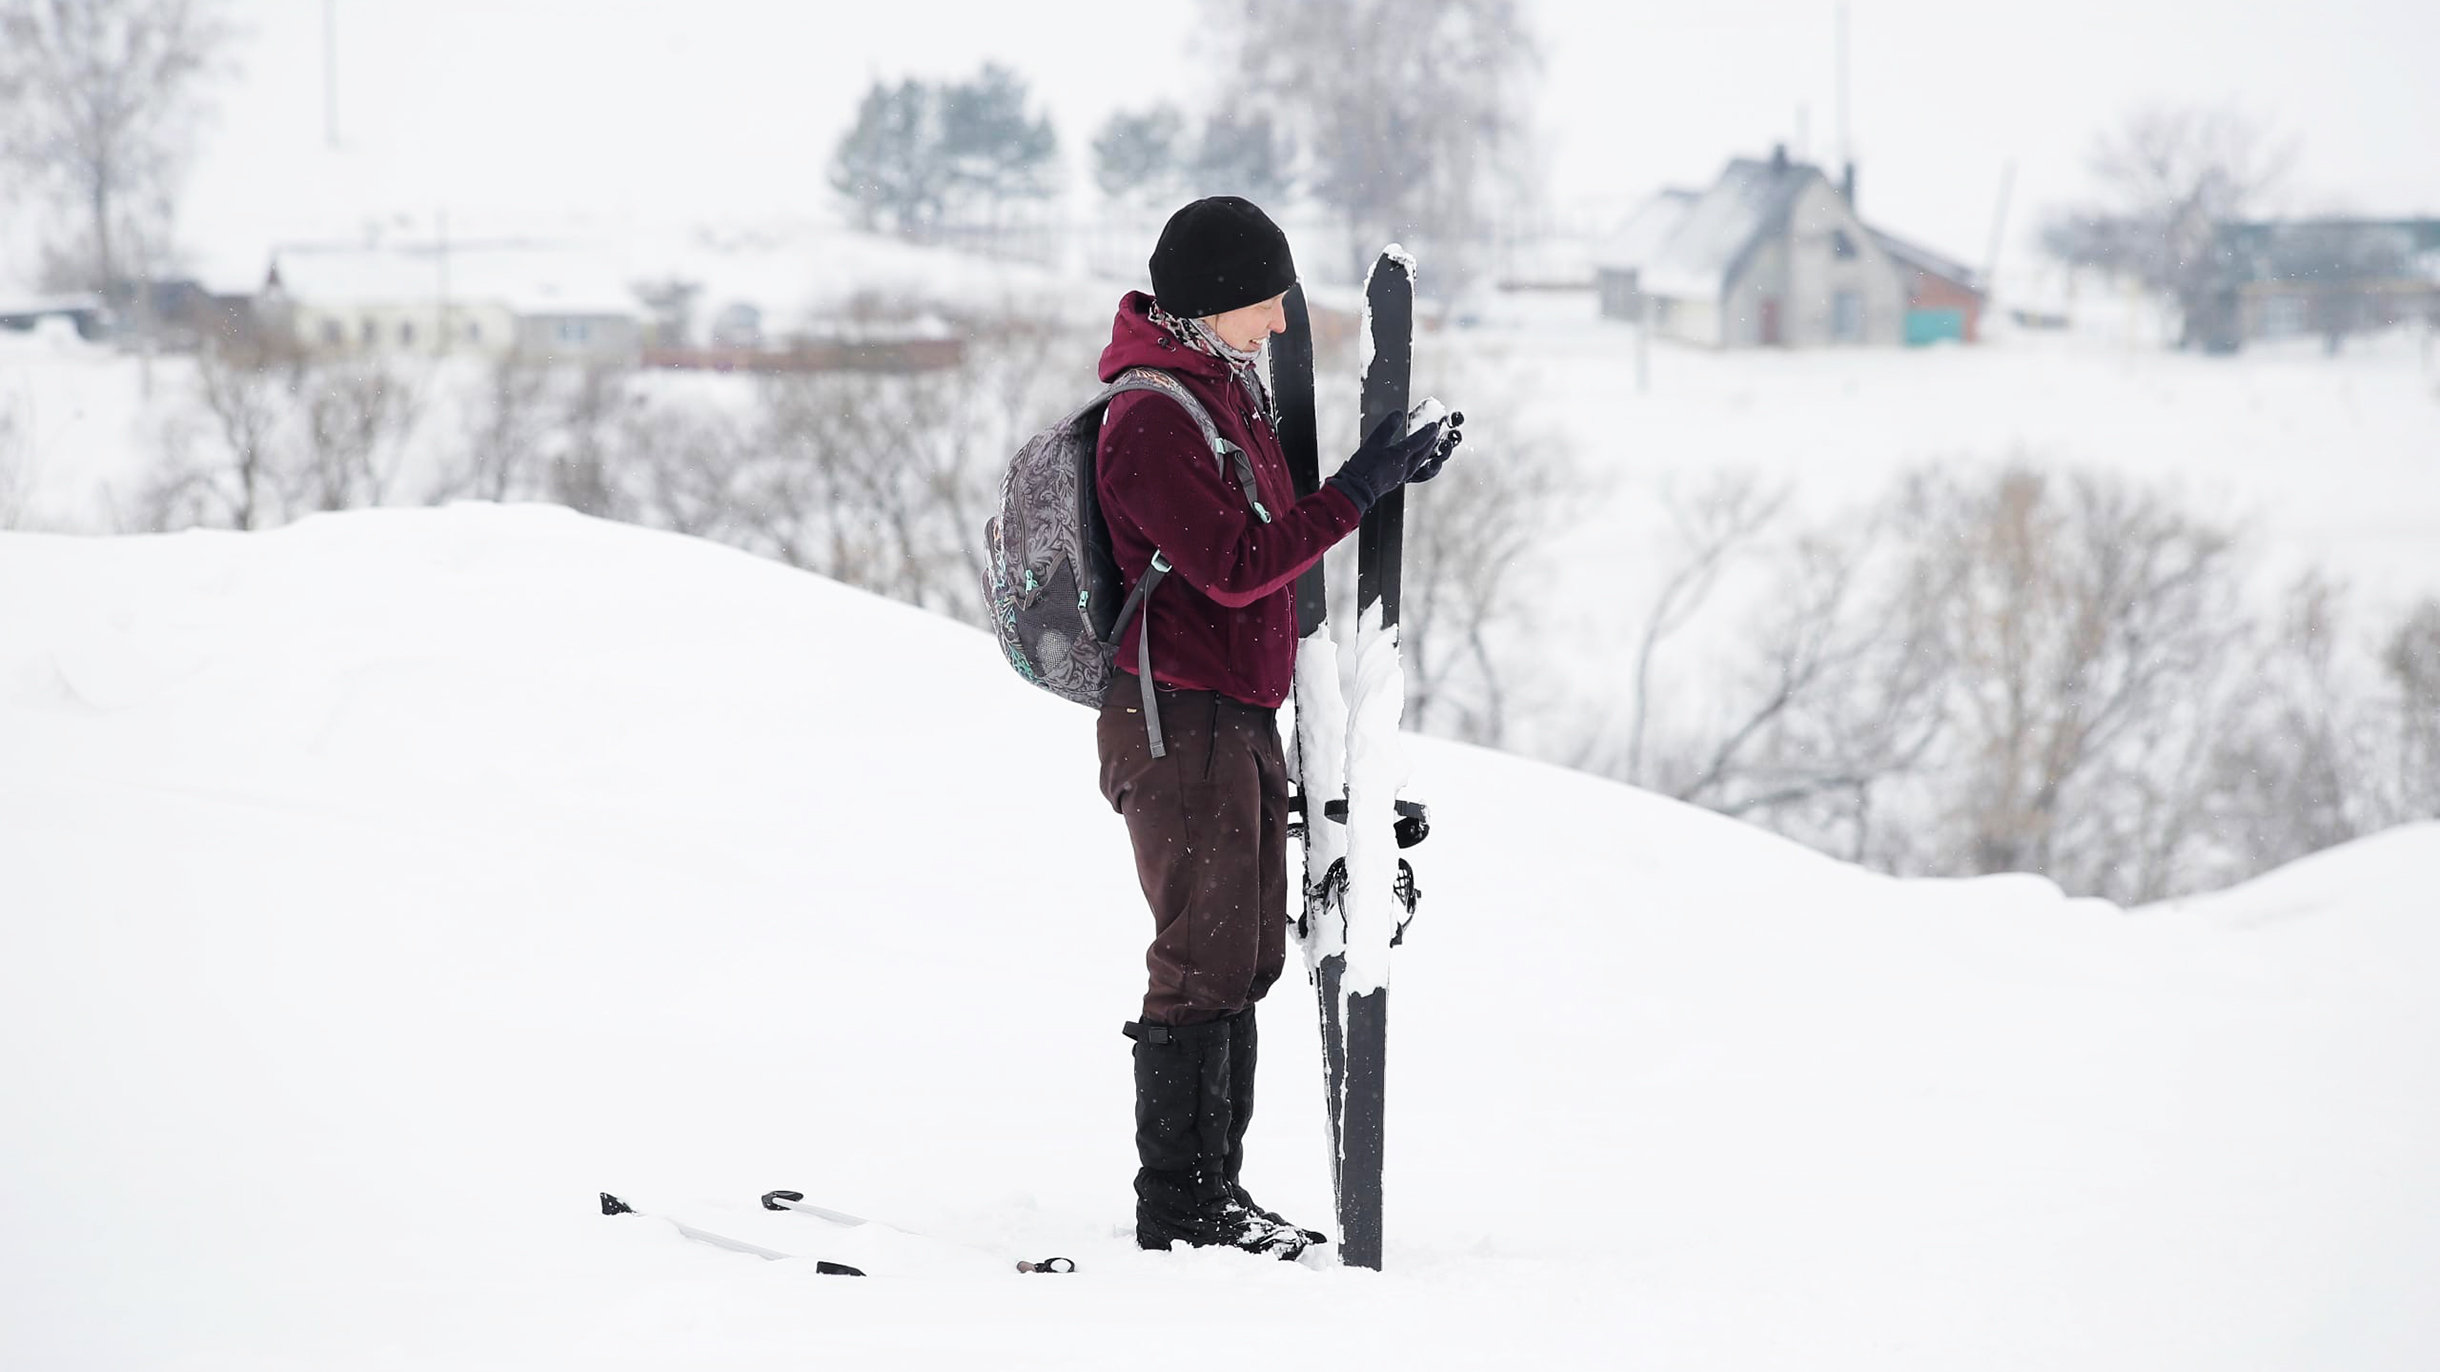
[0, 0, 233, 293]
[1212, 0, 1537, 282]
[2039, 104, 2294, 345]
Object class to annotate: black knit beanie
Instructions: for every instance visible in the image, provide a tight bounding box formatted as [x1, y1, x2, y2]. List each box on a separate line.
[1149, 196, 1297, 318]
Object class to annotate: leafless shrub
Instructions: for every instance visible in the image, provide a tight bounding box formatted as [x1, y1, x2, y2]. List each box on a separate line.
[0, 392, 30, 528]
[1605, 473, 1790, 785]
[735, 309, 1079, 622]
[546, 364, 637, 521]
[1904, 467, 2251, 900]
[1401, 422, 1579, 747]
[2379, 597, 2440, 820]
[293, 359, 420, 512]
[432, 353, 556, 504]
[136, 334, 305, 530]
[1660, 517, 1953, 869]
[1601, 463, 2281, 902]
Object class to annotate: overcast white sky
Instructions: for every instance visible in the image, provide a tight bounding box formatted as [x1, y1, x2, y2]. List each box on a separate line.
[15, 0, 2440, 291]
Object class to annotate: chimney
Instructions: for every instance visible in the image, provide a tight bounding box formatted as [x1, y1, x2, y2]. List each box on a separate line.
[1841, 161, 1857, 210]
[1772, 144, 1789, 173]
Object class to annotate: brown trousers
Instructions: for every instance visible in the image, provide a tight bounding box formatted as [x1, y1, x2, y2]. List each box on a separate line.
[1098, 675, 1292, 1026]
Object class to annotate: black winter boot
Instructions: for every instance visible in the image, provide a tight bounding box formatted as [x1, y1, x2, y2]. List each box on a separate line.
[1223, 1007, 1329, 1246]
[1126, 1017, 1305, 1258]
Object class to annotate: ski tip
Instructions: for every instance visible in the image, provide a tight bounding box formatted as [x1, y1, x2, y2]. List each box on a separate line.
[815, 1261, 867, 1277]
[761, 1190, 805, 1211]
[1016, 1257, 1077, 1274]
[600, 1192, 634, 1217]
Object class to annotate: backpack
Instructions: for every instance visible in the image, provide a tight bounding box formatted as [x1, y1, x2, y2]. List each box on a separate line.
[981, 366, 1271, 758]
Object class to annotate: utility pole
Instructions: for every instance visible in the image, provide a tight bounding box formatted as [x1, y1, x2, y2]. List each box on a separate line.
[325, 1, 339, 150]
[1637, 285, 1651, 395]
[1836, 3, 1851, 170]
[436, 209, 451, 356]
[1982, 160, 2017, 304]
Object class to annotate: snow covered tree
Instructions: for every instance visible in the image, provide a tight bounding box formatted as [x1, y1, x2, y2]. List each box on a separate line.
[0, 0, 234, 293]
[829, 65, 1059, 238]
[1096, 104, 1296, 208]
[1092, 104, 1186, 202]
[1189, 109, 1296, 204]
[935, 64, 1058, 225]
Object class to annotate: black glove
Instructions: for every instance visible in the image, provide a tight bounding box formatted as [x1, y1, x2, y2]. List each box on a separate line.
[1326, 414, 1447, 515]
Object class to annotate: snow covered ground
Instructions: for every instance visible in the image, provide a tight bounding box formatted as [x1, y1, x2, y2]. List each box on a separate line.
[5, 505, 2436, 1370]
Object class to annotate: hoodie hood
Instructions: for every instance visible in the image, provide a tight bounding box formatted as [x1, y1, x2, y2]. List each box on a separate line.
[1098, 291, 1231, 385]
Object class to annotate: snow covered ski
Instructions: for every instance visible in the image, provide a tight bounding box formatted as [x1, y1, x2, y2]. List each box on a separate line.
[1282, 252, 1438, 1272]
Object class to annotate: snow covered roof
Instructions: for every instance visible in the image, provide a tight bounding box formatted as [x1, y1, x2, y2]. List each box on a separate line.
[1593, 189, 1698, 273]
[267, 246, 640, 318]
[1868, 228, 1984, 294]
[0, 292, 104, 317]
[1636, 157, 1818, 300]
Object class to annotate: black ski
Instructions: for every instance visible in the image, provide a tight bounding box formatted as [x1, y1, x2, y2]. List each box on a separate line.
[1336, 248, 1423, 1272]
[1276, 283, 1356, 1244]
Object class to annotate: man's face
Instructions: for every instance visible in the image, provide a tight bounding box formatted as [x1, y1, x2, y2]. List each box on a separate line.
[1205, 292, 1290, 352]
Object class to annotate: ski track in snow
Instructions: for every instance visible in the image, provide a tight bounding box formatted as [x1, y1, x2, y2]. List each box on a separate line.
[3, 504, 2438, 1370]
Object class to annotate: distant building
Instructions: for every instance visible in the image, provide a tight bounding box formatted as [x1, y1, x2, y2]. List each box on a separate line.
[0, 293, 106, 341]
[2, 280, 258, 350]
[259, 246, 643, 365]
[2193, 219, 2440, 353]
[1595, 148, 1985, 348]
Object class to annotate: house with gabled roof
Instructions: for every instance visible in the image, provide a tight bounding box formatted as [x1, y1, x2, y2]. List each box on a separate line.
[1596, 147, 1984, 348]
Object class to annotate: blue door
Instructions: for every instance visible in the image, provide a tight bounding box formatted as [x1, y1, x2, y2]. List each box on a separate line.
[1906, 308, 1966, 346]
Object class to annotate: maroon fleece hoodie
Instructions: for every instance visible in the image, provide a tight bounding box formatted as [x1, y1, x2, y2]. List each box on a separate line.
[1095, 291, 1362, 708]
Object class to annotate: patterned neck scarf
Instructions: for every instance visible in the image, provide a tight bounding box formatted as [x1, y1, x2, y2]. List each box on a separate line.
[1148, 298, 1275, 426]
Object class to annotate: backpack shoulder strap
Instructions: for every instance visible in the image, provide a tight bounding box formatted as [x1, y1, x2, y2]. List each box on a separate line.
[1090, 367, 1271, 525]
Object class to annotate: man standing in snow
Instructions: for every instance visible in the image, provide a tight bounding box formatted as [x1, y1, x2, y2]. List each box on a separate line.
[1094, 196, 1459, 1256]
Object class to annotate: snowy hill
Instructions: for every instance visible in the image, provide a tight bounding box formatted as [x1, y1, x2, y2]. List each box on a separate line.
[3, 505, 2436, 1371]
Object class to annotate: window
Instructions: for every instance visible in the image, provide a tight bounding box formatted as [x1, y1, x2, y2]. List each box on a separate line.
[321, 319, 343, 346]
[2262, 294, 2307, 338]
[1830, 229, 1857, 260]
[465, 321, 482, 343]
[360, 318, 378, 346]
[1833, 291, 1863, 341]
[399, 321, 416, 346]
[557, 319, 593, 345]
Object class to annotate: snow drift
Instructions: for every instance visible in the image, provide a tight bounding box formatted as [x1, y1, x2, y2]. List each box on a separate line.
[3, 505, 2435, 1371]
